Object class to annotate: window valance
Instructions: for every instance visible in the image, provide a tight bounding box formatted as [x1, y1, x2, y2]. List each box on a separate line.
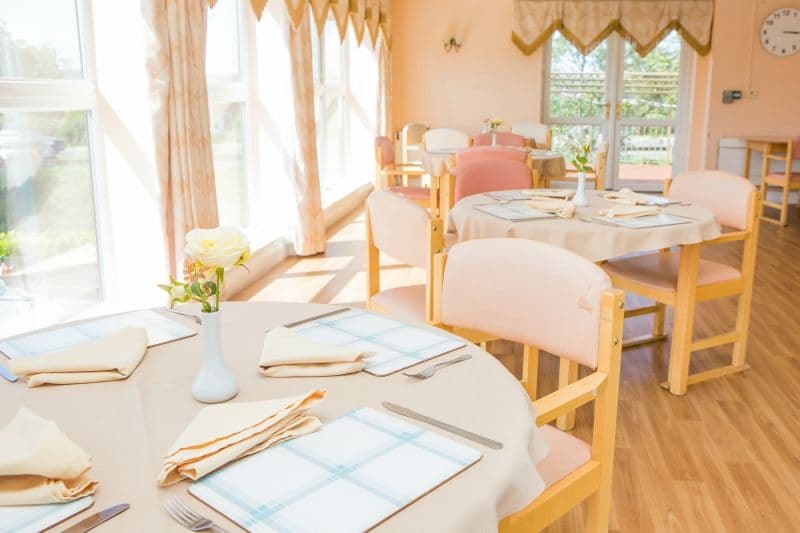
[512, 0, 714, 57]
[209, 0, 391, 48]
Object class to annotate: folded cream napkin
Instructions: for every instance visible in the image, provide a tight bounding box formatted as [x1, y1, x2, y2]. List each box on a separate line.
[158, 390, 326, 486]
[0, 408, 97, 505]
[7, 327, 148, 387]
[604, 188, 654, 205]
[532, 189, 574, 200]
[527, 198, 576, 219]
[259, 327, 366, 377]
[600, 204, 661, 218]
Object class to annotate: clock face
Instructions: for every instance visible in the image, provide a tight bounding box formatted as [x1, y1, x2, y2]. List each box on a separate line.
[761, 8, 800, 56]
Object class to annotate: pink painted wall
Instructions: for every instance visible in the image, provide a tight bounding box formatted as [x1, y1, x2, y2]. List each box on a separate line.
[692, 0, 800, 169]
[391, 0, 800, 170]
[390, 0, 544, 134]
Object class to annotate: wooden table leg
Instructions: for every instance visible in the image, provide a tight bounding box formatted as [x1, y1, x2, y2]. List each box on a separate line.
[663, 244, 700, 395]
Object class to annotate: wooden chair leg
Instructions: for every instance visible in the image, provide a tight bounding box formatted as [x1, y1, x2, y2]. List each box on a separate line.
[664, 244, 700, 395]
[556, 359, 579, 430]
[652, 302, 666, 337]
[585, 485, 611, 533]
[780, 184, 790, 226]
[522, 345, 539, 401]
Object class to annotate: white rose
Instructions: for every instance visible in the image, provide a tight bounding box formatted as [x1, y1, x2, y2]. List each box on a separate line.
[184, 227, 250, 269]
[168, 284, 187, 299]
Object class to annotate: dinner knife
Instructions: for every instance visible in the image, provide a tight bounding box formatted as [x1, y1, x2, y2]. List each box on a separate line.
[0, 363, 17, 382]
[382, 402, 503, 450]
[62, 503, 129, 533]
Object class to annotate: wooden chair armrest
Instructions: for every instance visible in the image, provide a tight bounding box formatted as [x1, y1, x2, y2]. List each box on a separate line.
[533, 372, 607, 426]
[703, 231, 748, 245]
[382, 168, 427, 176]
[763, 154, 788, 162]
[394, 163, 426, 168]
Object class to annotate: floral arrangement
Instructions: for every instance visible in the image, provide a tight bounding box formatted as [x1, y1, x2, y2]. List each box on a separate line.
[570, 144, 594, 174]
[160, 227, 250, 313]
[482, 118, 504, 133]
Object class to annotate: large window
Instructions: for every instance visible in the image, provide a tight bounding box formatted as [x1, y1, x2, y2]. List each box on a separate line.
[0, 0, 102, 335]
[206, 0, 249, 228]
[313, 19, 378, 203]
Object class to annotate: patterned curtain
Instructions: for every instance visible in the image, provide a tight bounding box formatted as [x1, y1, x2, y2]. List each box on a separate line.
[146, 0, 219, 276]
[211, 0, 390, 47]
[286, 8, 326, 255]
[512, 0, 714, 57]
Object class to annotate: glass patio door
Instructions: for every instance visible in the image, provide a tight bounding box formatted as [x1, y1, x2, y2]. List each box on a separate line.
[547, 32, 688, 191]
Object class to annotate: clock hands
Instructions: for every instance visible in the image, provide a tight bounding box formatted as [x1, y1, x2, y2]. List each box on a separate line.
[782, 30, 800, 34]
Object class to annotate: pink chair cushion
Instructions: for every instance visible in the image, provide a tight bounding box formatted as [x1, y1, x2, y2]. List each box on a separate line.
[473, 132, 527, 148]
[366, 190, 429, 270]
[442, 239, 612, 369]
[766, 172, 800, 183]
[793, 137, 800, 160]
[536, 425, 592, 488]
[456, 146, 527, 165]
[370, 285, 426, 323]
[388, 185, 430, 201]
[668, 170, 754, 230]
[375, 136, 394, 168]
[453, 159, 532, 202]
[603, 251, 741, 291]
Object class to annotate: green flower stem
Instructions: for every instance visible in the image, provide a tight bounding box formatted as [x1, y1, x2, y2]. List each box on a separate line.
[215, 268, 222, 312]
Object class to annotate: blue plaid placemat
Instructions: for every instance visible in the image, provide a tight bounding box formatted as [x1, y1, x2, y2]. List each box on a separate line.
[189, 407, 482, 533]
[0, 496, 93, 533]
[0, 310, 196, 360]
[291, 309, 466, 376]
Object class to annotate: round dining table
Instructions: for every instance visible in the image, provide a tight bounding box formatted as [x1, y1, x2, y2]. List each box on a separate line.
[448, 190, 721, 263]
[0, 302, 546, 532]
[420, 148, 567, 178]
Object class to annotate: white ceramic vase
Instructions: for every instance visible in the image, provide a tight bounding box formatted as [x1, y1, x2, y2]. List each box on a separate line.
[491, 132, 497, 146]
[192, 310, 238, 404]
[572, 171, 589, 207]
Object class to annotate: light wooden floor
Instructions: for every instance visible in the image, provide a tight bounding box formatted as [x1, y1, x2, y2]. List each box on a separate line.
[236, 208, 800, 532]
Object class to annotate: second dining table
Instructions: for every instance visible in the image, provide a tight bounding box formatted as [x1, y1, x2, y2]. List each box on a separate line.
[448, 189, 722, 395]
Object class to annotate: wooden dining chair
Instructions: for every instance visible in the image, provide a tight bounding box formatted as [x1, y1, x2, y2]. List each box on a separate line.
[365, 190, 444, 324]
[423, 128, 472, 151]
[603, 170, 761, 394]
[440, 159, 539, 223]
[759, 136, 800, 226]
[431, 238, 624, 532]
[399, 122, 429, 166]
[375, 136, 439, 214]
[472, 132, 527, 148]
[544, 142, 608, 190]
[511, 122, 553, 149]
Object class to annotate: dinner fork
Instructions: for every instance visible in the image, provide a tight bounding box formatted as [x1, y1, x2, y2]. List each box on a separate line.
[163, 497, 229, 533]
[402, 354, 471, 379]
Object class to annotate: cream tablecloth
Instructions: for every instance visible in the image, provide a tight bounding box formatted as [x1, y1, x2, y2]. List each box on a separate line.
[0, 302, 546, 532]
[449, 191, 721, 262]
[421, 148, 567, 178]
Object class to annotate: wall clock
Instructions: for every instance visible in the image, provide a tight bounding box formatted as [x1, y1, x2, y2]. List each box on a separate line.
[761, 7, 800, 56]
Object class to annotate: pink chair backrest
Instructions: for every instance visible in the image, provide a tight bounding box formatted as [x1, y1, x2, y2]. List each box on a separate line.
[668, 170, 754, 230]
[472, 132, 527, 148]
[375, 136, 394, 168]
[792, 137, 800, 160]
[442, 238, 612, 368]
[453, 159, 532, 202]
[456, 146, 527, 165]
[366, 190, 429, 269]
